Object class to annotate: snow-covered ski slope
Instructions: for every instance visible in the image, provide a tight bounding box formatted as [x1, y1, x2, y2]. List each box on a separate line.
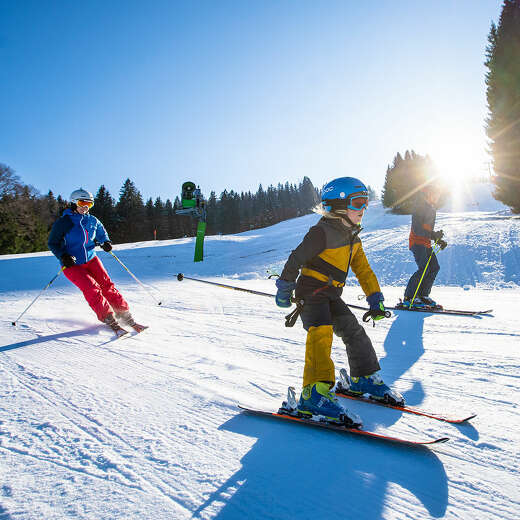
[1, 186, 519, 520]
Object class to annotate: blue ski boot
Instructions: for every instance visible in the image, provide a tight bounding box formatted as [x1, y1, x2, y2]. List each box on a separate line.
[402, 297, 426, 309]
[337, 368, 404, 406]
[420, 296, 442, 309]
[296, 382, 362, 428]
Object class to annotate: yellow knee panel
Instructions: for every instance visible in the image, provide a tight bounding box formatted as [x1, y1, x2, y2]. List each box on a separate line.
[303, 325, 335, 387]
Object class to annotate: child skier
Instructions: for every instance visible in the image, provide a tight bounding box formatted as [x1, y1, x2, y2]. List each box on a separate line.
[402, 183, 447, 308]
[48, 188, 146, 336]
[275, 177, 403, 427]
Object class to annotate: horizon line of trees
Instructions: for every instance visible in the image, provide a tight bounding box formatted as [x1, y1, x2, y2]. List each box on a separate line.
[0, 163, 320, 254]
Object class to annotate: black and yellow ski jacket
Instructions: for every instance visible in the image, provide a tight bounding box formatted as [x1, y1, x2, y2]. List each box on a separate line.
[280, 216, 381, 300]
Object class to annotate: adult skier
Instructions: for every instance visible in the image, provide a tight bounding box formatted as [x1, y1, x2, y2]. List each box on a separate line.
[402, 183, 447, 308]
[48, 188, 146, 335]
[275, 177, 403, 426]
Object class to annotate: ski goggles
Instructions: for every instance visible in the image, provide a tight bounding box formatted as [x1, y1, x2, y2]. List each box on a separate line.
[344, 194, 369, 211]
[324, 192, 369, 213]
[76, 199, 94, 208]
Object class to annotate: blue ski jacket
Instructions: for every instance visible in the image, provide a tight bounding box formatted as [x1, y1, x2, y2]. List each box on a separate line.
[48, 209, 110, 266]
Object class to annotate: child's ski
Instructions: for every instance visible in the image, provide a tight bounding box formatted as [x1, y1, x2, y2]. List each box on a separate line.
[238, 404, 449, 447]
[334, 391, 476, 424]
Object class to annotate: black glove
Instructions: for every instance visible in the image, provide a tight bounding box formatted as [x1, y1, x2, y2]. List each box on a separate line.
[363, 303, 389, 323]
[101, 241, 112, 252]
[363, 292, 390, 323]
[438, 239, 448, 250]
[61, 254, 76, 268]
[431, 230, 444, 241]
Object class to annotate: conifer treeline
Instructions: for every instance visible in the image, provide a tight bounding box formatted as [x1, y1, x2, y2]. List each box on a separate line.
[0, 164, 319, 254]
[485, 0, 520, 213]
[381, 150, 440, 214]
[91, 176, 319, 244]
[0, 164, 66, 254]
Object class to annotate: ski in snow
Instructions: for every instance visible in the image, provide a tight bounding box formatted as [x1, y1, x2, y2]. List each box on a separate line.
[114, 327, 129, 338]
[345, 302, 492, 317]
[391, 303, 492, 317]
[120, 325, 149, 339]
[334, 391, 476, 424]
[334, 369, 476, 423]
[237, 404, 449, 447]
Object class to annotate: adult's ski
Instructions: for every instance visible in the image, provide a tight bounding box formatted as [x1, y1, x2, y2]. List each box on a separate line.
[391, 303, 492, 317]
[346, 302, 492, 317]
[334, 391, 476, 423]
[238, 404, 449, 447]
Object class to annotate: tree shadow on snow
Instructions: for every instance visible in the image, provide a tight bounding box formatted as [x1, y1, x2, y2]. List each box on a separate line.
[193, 413, 448, 520]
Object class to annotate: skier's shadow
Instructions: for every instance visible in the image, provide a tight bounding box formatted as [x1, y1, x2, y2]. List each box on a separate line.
[378, 312, 479, 440]
[0, 326, 101, 352]
[0, 503, 13, 520]
[379, 311, 428, 406]
[192, 413, 448, 519]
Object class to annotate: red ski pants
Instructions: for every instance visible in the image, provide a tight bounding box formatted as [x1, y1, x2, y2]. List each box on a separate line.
[64, 256, 129, 322]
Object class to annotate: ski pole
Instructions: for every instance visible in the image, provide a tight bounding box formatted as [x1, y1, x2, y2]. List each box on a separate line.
[12, 267, 65, 326]
[409, 242, 442, 308]
[177, 273, 390, 326]
[109, 251, 162, 306]
[177, 273, 276, 298]
[177, 273, 391, 310]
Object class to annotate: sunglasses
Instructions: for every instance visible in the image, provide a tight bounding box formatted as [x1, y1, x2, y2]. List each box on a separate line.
[77, 199, 94, 208]
[346, 194, 369, 211]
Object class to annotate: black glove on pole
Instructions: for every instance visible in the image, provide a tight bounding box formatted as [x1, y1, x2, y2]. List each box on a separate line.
[61, 254, 76, 268]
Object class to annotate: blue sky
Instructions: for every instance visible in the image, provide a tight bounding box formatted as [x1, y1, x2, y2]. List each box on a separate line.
[0, 0, 502, 202]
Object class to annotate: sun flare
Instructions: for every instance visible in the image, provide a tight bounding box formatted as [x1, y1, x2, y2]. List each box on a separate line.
[427, 132, 491, 211]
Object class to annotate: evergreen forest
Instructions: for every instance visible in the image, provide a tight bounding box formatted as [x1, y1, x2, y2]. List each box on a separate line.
[0, 163, 319, 255]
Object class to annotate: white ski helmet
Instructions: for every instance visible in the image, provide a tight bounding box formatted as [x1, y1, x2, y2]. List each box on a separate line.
[69, 188, 94, 203]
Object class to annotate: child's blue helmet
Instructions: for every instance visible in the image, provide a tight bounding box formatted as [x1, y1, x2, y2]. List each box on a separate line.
[321, 177, 369, 213]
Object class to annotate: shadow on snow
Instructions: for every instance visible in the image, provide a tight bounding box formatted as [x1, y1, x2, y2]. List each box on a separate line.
[194, 413, 448, 519]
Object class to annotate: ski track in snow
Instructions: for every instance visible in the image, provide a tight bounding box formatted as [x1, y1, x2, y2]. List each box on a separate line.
[1, 193, 519, 519]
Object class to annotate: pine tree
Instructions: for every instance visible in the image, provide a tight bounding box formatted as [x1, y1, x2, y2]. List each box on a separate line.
[381, 151, 437, 214]
[115, 179, 145, 242]
[145, 198, 155, 239]
[485, 0, 520, 213]
[91, 185, 116, 238]
[300, 176, 318, 211]
[205, 191, 218, 234]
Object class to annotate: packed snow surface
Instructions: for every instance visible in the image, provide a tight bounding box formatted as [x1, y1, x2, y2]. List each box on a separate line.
[1, 192, 519, 519]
